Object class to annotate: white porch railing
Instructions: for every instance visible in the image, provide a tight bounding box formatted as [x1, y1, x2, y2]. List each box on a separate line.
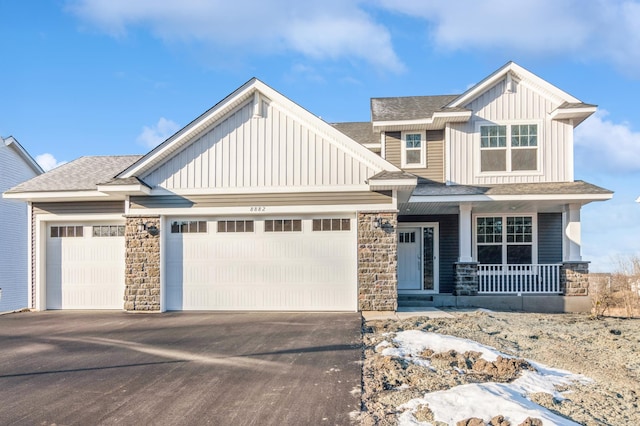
[478, 264, 561, 294]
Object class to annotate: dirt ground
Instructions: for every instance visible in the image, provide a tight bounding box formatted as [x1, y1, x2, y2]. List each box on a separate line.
[359, 310, 640, 425]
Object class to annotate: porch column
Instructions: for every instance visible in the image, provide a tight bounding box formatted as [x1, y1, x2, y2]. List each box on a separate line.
[458, 203, 473, 262]
[563, 203, 582, 262]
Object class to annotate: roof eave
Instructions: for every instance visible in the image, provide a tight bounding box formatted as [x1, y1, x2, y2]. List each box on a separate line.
[3, 136, 44, 175]
[369, 177, 418, 192]
[95, 184, 152, 196]
[409, 192, 613, 204]
[372, 111, 471, 132]
[2, 190, 127, 202]
[549, 106, 597, 126]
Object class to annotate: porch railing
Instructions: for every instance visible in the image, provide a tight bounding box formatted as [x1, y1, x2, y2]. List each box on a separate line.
[478, 264, 561, 294]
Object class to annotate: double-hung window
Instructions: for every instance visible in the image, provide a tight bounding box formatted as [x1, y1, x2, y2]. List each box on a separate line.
[476, 216, 534, 264]
[479, 124, 538, 172]
[402, 132, 426, 168]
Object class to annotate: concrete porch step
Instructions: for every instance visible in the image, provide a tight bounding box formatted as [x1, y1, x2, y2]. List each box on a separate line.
[398, 294, 435, 307]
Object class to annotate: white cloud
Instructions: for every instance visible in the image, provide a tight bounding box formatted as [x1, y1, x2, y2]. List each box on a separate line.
[575, 110, 640, 174]
[376, 0, 640, 74]
[35, 153, 67, 171]
[66, 0, 403, 72]
[136, 117, 180, 148]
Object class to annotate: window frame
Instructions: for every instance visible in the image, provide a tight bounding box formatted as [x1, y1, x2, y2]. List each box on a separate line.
[401, 131, 427, 168]
[476, 121, 542, 175]
[473, 214, 538, 265]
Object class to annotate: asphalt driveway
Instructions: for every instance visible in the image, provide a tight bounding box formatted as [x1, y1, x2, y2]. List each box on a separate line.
[0, 311, 362, 425]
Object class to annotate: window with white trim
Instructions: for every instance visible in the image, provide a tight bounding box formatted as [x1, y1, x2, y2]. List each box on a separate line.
[476, 216, 533, 264]
[401, 132, 426, 168]
[171, 221, 207, 233]
[312, 218, 350, 231]
[93, 225, 125, 237]
[264, 219, 302, 232]
[50, 225, 83, 238]
[479, 124, 538, 172]
[217, 220, 254, 233]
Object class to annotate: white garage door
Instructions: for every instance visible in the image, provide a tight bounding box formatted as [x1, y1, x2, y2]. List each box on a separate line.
[166, 217, 357, 311]
[46, 223, 125, 309]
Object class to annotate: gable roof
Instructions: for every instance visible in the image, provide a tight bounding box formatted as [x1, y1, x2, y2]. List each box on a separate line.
[5, 155, 142, 194]
[119, 78, 398, 180]
[2, 136, 44, 175]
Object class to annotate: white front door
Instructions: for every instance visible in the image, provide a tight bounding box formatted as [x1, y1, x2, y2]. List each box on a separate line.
[398, 224, 439, 293]
[398, 228, 421, 290]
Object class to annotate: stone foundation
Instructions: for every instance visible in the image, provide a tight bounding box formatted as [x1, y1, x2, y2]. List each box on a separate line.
[124, 216, 161, 311]
[357, 212, 398, 311]
[561, 261, 590, 296]
[454, 262, 479, 296]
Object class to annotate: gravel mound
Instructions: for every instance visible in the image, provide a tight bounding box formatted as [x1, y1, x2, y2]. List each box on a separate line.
[359, 311, 640, 425]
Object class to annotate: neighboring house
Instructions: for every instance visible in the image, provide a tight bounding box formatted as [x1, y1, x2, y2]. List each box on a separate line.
[0, 136, 44, 312]
[4, 62, 612, 313]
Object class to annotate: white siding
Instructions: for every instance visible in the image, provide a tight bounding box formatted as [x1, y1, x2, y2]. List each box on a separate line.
[448, 78, 574, 185]
[143, 101, 377, 190]
[0, 144, 39, 312]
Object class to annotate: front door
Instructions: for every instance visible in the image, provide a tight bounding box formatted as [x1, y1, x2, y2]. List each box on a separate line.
[398, 224, 439, 292]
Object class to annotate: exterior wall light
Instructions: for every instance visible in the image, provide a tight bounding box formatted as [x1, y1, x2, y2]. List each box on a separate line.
[137, 221, 159, 236]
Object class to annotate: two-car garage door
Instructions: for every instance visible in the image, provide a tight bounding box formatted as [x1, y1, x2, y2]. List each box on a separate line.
[165, 217, 357, 311]
[45, 217, 357, 311]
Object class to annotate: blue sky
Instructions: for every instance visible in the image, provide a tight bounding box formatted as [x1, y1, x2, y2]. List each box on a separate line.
[1, 0, 639, 271]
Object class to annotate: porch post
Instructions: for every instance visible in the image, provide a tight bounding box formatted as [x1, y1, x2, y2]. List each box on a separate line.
[458, 203, 473, 262]
[563, 203, 582, 262]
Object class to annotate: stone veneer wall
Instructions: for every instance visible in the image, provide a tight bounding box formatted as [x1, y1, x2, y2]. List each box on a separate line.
[561, 261, 590, 296]
[124, 216, 161, 311]
[454, 262, 479, 296]
[357, 212, 398, 311]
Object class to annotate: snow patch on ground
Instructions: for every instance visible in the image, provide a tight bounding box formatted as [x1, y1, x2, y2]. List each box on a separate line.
[386, 330, 589, 426]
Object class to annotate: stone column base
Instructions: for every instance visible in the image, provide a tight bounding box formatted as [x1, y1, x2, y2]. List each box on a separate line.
[454, 262, 479, 296]
[561, 261, 590, 296]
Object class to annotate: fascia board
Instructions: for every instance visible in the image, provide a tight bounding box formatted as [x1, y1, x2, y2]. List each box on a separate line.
[148, 184, 372, 196]
[2, 190, 121, 202]
[447, 62, 581, 109]
[549, 106, 597, 120]
[4, 136, 44, 175]
[409, 193, 613, 203]
[95, 184, 152, 195]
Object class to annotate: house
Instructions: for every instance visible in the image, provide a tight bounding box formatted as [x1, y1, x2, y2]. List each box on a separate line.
[0, 136, 44, 312]
[3, 62, 612, 313]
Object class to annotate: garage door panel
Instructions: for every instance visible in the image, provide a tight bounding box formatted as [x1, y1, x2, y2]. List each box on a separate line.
[46, 224, 125, 310]
[166, 218, 356, 311]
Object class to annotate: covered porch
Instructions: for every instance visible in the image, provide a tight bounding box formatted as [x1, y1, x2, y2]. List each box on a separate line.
[398, 181, 612, 301]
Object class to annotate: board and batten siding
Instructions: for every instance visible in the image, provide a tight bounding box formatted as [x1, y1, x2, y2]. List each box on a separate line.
[448, 77, 574, 185]
[537, 213, 563, 264]
[385, 131, 445, 182]
[130, 191, 392, 210]
[143, 101, 378, 190]
[0, 144, 40, 312]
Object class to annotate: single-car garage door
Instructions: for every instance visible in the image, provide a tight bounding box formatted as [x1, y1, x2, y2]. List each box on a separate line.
[46, 223, 125, 309]
[166, 216, 357, 311]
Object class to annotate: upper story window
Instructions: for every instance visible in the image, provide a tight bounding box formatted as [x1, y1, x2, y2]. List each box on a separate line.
[479, 124, 538, 173]
[401, 132, 426, 168]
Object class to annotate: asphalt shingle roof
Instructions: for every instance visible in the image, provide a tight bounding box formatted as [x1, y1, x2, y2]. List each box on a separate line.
[371, 94, 468, 122]
[6, 155, 142, 193]
[331, 122, 378, 146]
[413, 180, 613, 197]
